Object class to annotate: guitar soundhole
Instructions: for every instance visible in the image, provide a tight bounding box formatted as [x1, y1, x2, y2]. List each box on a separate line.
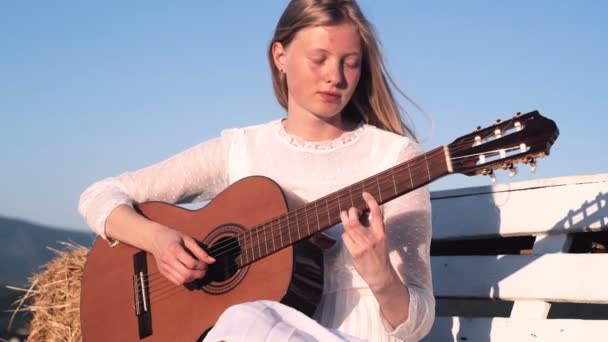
[188, 224, 249, 295]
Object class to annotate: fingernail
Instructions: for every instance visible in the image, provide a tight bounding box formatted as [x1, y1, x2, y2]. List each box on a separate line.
[209, 256, 216, 263]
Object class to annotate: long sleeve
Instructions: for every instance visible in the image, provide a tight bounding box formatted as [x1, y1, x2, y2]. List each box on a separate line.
[78, 132, 232, 240]
[379, 141, 436, 341]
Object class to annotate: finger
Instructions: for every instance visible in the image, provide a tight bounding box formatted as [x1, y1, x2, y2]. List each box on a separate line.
[342, 209, 369, 245]
[175, 245, 205, 270]
[362, 192, 385, 235]
[167, 257, 205, 284]
[172, 250, 206, 276]
[341, 232, 359, 257]
[161, 263, 187, 286]
[184, 236, 216, 265]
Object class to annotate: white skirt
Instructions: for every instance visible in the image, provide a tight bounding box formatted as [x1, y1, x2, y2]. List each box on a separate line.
[203, 300, 367, 342]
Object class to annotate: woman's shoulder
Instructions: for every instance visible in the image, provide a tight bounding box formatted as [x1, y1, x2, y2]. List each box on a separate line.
[216, 119, 281, 144]
[220, 119, 280, 137]
[363, 124, 419, 152]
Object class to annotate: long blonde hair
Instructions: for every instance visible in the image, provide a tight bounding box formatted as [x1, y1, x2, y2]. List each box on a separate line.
[268, 0, 417, 139]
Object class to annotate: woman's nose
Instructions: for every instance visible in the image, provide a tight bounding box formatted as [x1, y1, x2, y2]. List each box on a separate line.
[325, 63, 344, 87]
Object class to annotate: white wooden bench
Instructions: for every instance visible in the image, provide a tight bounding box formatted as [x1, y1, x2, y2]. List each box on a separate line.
[423, 172, 608, 342]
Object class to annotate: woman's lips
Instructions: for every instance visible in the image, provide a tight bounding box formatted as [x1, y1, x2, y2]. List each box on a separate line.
[318, 91, 341, 102]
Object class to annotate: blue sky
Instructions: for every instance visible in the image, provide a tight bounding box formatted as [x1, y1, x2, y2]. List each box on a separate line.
[1, 1, 606, 231]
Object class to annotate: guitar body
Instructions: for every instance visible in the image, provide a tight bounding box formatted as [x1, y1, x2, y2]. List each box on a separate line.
[80, 176, 324, 342]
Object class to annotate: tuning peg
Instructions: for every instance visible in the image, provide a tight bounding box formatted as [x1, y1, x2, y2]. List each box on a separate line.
[494, 128, 502, 138]
[474, 125, 482, 132]
[514, 112, 522, 118]
[508, 164, 518, 177]
[514, 121, 522, 131]
[530, 159, 537, 173]
[483, 169, 496, 183]
[494, 119, 502, 125]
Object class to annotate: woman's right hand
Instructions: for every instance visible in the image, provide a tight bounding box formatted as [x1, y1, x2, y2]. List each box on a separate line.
[148, 224, 216, 286]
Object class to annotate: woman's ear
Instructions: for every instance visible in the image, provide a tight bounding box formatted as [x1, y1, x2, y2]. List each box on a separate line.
[272, 42, 286, 72]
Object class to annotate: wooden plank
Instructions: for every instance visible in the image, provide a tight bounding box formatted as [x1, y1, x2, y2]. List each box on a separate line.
[510, 301, 552, 319]
[423, 317, 608, 342]
[430, 173, 608, 240]
[432, 254, 608, 303]
[510, 234, 573, 318]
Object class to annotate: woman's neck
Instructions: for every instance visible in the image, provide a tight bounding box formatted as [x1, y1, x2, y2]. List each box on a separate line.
[282, 113, 357, 142]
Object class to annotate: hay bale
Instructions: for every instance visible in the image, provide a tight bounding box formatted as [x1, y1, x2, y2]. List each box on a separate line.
[8, 242, 89, 342]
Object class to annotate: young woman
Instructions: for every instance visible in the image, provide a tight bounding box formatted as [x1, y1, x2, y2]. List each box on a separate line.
[79, 1, 435, 341]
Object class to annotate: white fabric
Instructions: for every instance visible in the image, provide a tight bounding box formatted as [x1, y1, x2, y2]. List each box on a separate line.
[78, 119, 435, 341]
[203, 300, 366, 342]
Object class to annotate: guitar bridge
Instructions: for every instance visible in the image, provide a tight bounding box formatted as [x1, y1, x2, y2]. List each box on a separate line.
[133, 251, 153, 338]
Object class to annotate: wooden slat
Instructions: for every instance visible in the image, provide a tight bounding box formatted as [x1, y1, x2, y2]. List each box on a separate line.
[432, 254, 608, 303]
[430, 173, 608, 240]
[423, 317, 608, 342]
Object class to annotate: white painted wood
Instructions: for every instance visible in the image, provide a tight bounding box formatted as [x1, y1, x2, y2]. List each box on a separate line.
[531, 234, 571, 254]
[509, 234, 573, 318]
[426, 174, 608, 340]
[430, 173, 608, 240]
[510, 301, 552, 319]
[423, 317, 608, 342]
[432, 254, 608, 303]
[432, 172, 608, 198]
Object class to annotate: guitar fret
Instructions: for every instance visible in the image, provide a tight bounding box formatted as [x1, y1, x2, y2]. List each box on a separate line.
[424, 154, 431, 181]
[263, 223, 268, 256]
[240, 236, 247, 265]
[305, 206, 311, 236]
[249, 231, 255, 262]
[391, 172, 398, 195]
[287, 212, 292, 243]
[326, 197, 331, 226]
[256, 229, 262, 260]
[314, 201, 320, 233]
[278, 215, 283, 249]
[409, 164, 414, 189]
[270, 220, 276, 252]
[295, 210, 301, 240]
[375, 176, 382, 202]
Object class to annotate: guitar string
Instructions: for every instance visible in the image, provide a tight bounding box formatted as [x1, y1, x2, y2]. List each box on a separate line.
[138, 117, 543, 294]
[145, 164, 438, 303]
[144, 144, 534, 303]
[141, 149, 443, 288]
[146, 154, 528, 305]
[141, 136, 535, 289]
[140, 148, 444, 285]
[146, 151, 546, 305]
[142, 115, 535, 286]
[164, 138, 530, 268]
[181, 118, 536, 264]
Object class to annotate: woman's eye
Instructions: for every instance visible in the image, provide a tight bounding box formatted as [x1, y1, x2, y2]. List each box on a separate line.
[345, 59, 360, 68]
[311, 58, 325, 64]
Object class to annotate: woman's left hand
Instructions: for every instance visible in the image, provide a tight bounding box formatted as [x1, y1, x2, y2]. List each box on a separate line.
[340, 192, 398, 292]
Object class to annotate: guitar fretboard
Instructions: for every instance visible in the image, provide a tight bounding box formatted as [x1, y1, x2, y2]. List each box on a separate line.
[234, 146, 451, 267]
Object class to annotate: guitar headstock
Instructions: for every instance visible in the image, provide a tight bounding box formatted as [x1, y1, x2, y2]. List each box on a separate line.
[448, 110, 559, 180]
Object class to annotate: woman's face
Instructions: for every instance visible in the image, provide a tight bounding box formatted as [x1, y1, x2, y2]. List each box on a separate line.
[274, 23, 362, 123]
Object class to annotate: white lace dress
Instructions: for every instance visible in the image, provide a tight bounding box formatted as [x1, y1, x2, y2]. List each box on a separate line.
[78, 119, 435, 341]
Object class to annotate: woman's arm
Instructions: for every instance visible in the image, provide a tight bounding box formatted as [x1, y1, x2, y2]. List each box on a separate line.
[341, 140, 435, 341]
[78, 133, 232, 284]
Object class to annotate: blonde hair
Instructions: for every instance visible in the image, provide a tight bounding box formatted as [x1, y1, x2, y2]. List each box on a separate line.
[268, 0, 417, 139]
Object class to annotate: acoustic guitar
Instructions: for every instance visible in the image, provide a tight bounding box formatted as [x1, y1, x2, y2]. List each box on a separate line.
[80, 110, 558, 341]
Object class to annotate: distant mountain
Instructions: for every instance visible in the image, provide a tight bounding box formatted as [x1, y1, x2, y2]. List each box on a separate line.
[0, 216, 95, 287]
[0, 216, 96, 337]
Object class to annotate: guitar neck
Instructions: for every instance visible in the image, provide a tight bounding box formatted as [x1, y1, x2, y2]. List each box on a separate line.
[236, 146, 453, 266]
